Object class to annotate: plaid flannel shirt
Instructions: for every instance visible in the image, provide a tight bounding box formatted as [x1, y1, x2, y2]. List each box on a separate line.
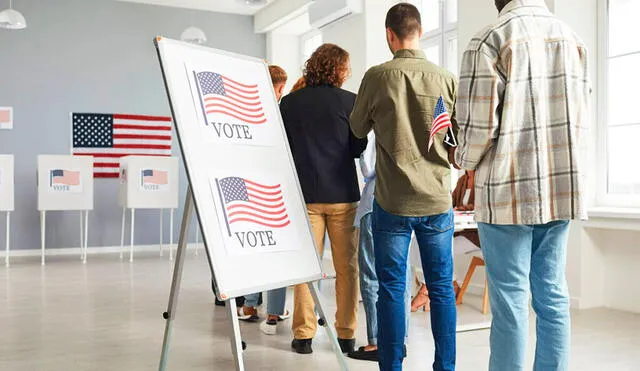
[455, 0, 591, 225]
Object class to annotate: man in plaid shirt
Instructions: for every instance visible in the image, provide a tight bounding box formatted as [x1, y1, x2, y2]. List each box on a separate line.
[455, 0, 591, 370]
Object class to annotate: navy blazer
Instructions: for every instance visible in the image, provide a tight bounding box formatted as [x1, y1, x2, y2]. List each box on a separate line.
[280, 85, 367, 204]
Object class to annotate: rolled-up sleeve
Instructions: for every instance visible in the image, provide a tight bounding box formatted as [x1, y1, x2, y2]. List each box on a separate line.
[350, 71, 374, 138]
[455, 49, 504, 170]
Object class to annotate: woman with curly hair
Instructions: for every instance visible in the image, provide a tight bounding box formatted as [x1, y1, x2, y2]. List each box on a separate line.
[280, 43, 367, 355]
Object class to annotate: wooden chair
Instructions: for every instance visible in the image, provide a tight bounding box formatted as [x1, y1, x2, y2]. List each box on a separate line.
[456, 255, 489, 315]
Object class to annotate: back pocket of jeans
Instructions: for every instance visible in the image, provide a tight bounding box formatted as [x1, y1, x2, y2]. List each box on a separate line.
[430, 210, 453, 233]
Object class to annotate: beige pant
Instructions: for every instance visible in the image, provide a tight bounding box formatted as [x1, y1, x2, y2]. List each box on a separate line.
[292, 203, 359, 340]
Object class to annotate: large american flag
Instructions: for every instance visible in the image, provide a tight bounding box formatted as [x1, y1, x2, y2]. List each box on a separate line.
[72, 113, 172, 178]
[216, 177, 290, 236]
[195, 71, 266, 125]
[428, 96, 453, 150]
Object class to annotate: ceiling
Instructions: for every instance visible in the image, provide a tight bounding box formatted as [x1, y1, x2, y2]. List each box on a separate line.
[117, 0, 275, 15]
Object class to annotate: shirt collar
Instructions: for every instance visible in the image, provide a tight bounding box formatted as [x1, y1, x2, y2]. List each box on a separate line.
[393, 49, 427, 60]
[499, 0, 549, 17]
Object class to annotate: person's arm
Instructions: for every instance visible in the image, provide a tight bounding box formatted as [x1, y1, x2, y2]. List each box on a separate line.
[448, 77, 461, 169]
[349, 71, 374, 138]
[359, 133, 376, 179]
[455, 49, 505, 170]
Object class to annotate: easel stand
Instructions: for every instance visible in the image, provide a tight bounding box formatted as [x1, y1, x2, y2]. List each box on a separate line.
[158, 187, 348, 371]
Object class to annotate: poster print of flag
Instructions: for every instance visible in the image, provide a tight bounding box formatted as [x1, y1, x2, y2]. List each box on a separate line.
[141, 169, 168, 186]
[71, 113, 172, 178]
[215, 177, 290, 236]
[194, 71, 266, 125]
[50, 169, 80, 186]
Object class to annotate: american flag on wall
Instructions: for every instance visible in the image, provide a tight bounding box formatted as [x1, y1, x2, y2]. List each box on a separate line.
[71, 113, 172, 178]
[216, 177, 290, 236]
[195, 71, 266, 125]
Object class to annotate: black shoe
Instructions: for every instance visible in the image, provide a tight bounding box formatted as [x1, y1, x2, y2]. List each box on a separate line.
[348, 347, 378, 362]
[337, 338, 355, 353]
[291, 338, 313, 354]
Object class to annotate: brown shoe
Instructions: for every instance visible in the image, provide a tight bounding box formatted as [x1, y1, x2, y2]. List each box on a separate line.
[238, 306, 259, 322]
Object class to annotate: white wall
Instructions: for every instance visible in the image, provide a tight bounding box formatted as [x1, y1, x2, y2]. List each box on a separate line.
[321, 14, 368, 93]
[266, 32, 302, 93]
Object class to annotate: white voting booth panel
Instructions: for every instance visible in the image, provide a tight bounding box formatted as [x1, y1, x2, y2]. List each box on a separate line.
[37, 155, 93, 265]
[118, 156, 179, 209]
[155, 37, 343, 371]
[118, 156, 179, 262]
[37, 155, 93, 211]
[0, 155, 14, 211]
[0, 155, 14, 266]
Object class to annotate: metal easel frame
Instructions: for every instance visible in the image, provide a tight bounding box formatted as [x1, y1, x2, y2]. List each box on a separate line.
[158, 187, 348, 371]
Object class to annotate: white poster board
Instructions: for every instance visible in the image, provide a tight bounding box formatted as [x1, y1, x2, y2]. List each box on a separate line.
[155, 37, 322, 299]
[118, 156, 179, 209]
[0, 155, 14, 211]
[37, 155, 94, 211]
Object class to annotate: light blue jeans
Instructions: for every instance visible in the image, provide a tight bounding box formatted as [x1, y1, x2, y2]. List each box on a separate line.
[478, 221, 571, 371]
[244, 288, 287, 315]
[358, 213, 411, 346]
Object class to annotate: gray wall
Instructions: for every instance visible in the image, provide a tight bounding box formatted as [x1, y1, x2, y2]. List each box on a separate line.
[0, 0, 265, 250]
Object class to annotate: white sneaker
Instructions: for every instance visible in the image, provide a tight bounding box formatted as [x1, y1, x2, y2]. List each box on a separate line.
[260, 319, 278, 335]
[278, 310, 291, 321]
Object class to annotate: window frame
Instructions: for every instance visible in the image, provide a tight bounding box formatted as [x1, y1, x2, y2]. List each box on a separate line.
[418, 0, 458, 75]
[596, 0, 640, 208]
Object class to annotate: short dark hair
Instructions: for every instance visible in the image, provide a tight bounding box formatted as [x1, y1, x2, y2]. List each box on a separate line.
[385, 3, 422, 40]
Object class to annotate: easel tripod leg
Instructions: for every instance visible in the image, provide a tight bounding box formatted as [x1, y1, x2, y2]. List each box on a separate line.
[307, 281, 349, 371]
[226, 298, 246, 371]
[158, 188, 193, 371]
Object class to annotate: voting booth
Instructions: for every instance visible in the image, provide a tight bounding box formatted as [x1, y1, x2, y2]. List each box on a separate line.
[154, 37, 344, 371]
[0, 155, 14, 266]
[118, 156, 179, 261]
[37, 155, 93, 265]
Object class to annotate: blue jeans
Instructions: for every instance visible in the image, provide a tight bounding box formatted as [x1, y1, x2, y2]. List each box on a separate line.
[358, 213, 411, 346]
[478, 221, 571, 371]
[244, 288, 287, 315]
[372, 202, 456, 371]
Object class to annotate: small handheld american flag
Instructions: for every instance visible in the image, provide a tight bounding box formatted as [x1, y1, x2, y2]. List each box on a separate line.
[428, 96, 455, 150]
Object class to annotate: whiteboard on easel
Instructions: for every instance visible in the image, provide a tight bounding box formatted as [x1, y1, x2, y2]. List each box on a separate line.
[0, 155, 14, 211]
[154, 37, 323, 300]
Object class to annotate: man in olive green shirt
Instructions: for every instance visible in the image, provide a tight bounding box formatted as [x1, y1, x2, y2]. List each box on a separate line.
[350, 4, 457, 371]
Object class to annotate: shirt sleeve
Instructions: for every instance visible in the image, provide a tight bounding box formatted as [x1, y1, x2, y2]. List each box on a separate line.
[455, 49, 505, 170]
[359, 132, 376, 179]
[349, 71, 374, 138]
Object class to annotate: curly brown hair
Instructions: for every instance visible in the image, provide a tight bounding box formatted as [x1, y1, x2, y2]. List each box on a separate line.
[290, 76, 306, 93]
[303, 43, 350, 88]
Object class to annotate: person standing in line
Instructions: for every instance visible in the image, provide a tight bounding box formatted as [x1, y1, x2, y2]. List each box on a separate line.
[280, 43, 367, 355]
[238, 66, 292, 327]
[348, 131, 412, 362]
[350, 3, 458, 370]
[455, 1, 591, 370]
[258, 75, 308, 335]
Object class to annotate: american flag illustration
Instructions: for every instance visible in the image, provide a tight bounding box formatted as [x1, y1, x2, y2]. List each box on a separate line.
[0, 107, 11, 125]
[72, 113, 172, 178]
[195, 71, 266, 125]
[216, 177, 290, 236]
[428, 96, 453, 150]
[141, 169, 168, 186]
[50, 169, 80, 186]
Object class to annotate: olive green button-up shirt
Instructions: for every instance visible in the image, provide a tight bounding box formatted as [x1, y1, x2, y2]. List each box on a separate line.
[350, 49, 458, 217]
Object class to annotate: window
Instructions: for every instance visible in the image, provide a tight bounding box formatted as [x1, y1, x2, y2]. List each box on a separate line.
[408, 0, 458, 75]
[600, 0, 640, 206]
[301, 31, 323, 65]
